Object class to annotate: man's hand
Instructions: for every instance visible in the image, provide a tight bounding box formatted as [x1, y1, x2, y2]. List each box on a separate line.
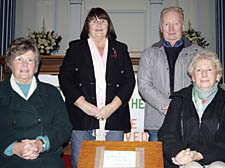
[162, 105, 169, 115]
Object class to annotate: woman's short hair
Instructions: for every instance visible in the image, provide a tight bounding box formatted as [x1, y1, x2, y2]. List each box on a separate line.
[187, 50, 223, 79]
[6, 37, 41, 73]
[80, 7, 117, 40]
[160, 6, 184, 26]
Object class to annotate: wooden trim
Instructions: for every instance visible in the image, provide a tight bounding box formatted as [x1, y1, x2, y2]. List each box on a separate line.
[37, 55, 64, 74]
[0, 52, 141, 80]
[0, 56, 7, 80]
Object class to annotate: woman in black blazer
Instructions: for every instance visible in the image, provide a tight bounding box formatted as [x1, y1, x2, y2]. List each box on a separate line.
[58, 7, 135, 168]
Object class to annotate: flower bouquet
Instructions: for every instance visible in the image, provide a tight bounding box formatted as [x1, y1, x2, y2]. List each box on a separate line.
[28, 19, 62, 55]
[183, 21, 209, 48]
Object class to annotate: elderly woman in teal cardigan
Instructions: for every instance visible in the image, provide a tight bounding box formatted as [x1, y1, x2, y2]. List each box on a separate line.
[0, 37, 72, 168]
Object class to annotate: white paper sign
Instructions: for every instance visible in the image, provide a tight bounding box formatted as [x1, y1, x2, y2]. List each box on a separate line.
[103, 151, 136, 168]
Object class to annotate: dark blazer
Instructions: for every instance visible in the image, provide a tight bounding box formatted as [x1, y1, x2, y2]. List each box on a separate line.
[159, 85, 225, 167]
[58, 39, 135, 131]
[0, 75, 72, 168]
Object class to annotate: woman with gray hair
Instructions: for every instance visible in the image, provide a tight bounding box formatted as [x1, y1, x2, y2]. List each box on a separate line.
[0, 37, 72, 168]
[159, 50, 225, 168]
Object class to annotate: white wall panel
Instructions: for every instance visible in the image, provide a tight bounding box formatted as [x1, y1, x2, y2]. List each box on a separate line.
[15, 0, 216, 55]
[84, 0, 148, 10]
[108, 10, 146, 51]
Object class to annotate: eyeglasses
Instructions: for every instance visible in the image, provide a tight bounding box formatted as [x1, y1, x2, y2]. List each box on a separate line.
[89, 19, 107, 25]
[194, 67, 216, 74]
[14, 56, 35, 65]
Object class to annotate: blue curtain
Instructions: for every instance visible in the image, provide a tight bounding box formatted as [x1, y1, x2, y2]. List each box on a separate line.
[0, 0, 16, 80]
[216, 0, 225, 83]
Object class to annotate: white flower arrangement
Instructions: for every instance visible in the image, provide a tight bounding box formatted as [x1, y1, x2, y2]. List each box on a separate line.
[28, 19, 62, 55]
[183, 21, 209, 48]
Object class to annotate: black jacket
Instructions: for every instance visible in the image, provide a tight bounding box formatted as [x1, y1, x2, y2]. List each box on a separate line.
[159, 85, 225, 168]
[58, 39, 135, 131]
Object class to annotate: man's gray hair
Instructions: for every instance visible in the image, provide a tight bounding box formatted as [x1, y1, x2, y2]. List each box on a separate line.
[160, 6, 184, 25]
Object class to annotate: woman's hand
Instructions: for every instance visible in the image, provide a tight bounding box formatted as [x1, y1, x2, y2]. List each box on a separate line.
[172, 148, 203, 166]
[12, 139, 43, 160]
[96, 96, 122, 120]
[96, 103, 114, 120]
[189, 150, 203, 161]
[74, 96, 100, 116]
[172, 148, 192, 166]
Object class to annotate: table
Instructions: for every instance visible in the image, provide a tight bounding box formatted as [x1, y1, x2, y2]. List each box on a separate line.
[78, 141, 164, 168]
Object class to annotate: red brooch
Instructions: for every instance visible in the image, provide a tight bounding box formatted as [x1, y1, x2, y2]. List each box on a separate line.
[112, 48, 117, 59]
